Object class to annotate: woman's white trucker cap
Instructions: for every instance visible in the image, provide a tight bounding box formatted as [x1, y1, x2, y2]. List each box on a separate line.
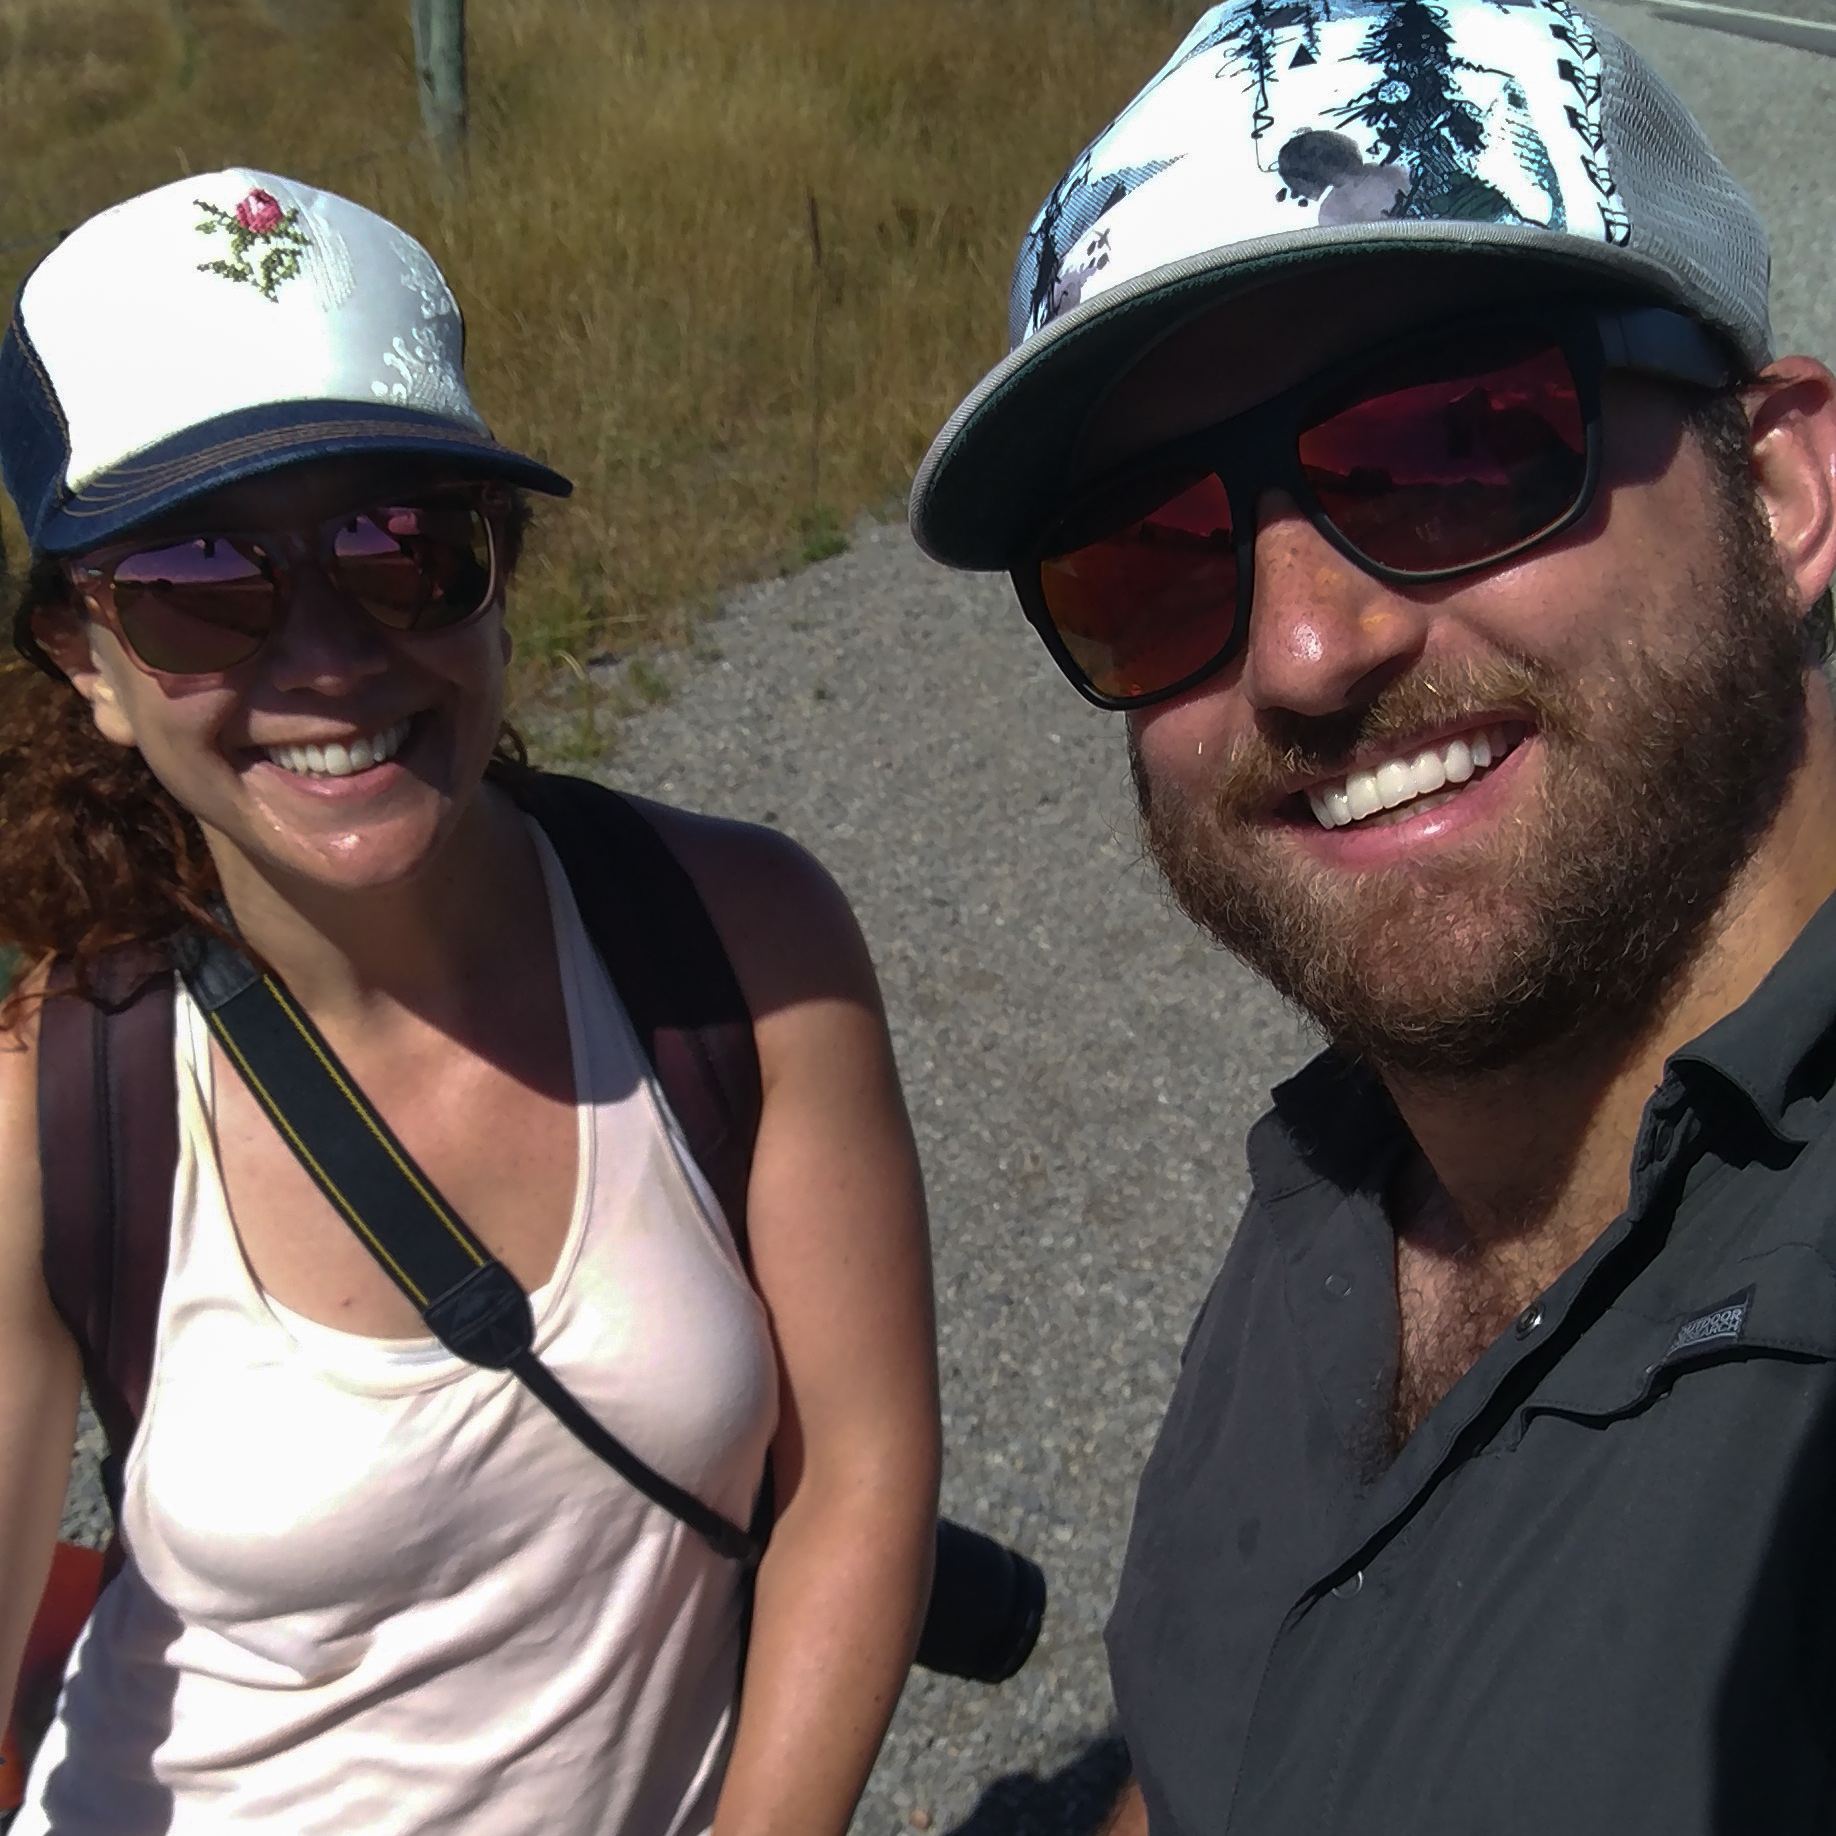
[1, 168, 571, 556]
[909, 0, 1770, 572]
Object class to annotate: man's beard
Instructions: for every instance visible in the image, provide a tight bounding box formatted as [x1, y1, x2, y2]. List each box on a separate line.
[1133, 493, 1814, 1078]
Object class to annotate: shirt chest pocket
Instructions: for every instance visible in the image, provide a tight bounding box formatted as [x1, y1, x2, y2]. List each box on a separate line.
[1509, 1243, 1836, 1441]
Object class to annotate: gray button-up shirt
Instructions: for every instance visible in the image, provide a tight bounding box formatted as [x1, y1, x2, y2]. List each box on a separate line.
[1107, 892, 1836, 1834]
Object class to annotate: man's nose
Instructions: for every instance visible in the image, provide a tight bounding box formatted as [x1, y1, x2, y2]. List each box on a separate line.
[265, 561, 392, 692]
[1237, 489, 1430, 717]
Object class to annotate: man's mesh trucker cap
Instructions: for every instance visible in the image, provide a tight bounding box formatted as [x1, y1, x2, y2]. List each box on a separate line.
[909, 0, 1770, 572]
[1, 168, 571, 558]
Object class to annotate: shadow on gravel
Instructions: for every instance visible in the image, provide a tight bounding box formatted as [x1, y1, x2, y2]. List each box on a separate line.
[946, 1732, 1130, 1835]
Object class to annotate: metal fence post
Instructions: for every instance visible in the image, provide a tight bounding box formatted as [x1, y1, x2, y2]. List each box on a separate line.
[410, 0, 468, 160]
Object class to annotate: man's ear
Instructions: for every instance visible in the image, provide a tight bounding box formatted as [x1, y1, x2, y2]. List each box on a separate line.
[31, 596, 137, 748]
[1743, 356, 1836, 613]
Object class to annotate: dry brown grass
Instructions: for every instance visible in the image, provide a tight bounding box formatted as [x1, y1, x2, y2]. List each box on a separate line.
[1, 0, 1193, 694]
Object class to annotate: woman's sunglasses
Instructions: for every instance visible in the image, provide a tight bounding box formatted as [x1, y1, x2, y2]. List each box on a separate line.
[1013, 305, 1734, 711]
[62, 488, 507, 681]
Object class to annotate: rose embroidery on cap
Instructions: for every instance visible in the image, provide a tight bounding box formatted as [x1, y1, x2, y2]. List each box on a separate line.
[236, 190, 285, 235]
[195, 188, 311, 301]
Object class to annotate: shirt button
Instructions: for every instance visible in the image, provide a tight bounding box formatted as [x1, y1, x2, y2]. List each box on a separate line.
[1324, 1272, 1353, 1299]
[1331, 1571, 1364, 1599]
[1515, 1304, 1544, 1339]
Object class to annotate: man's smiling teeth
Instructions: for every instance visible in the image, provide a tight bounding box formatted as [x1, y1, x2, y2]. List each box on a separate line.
[1306, 726, 1517, 830]
[264, 719, 411, 779]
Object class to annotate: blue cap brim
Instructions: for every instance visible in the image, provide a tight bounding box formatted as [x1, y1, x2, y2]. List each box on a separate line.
[32, 398, 572, 556]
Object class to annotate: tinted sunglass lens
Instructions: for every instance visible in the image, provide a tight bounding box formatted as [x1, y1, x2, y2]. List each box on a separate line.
[1037, 471, 1239, 703]
[335, 504, 495, 631]
[113, 538, 273, 673]
[1298, 335, 1585, 574]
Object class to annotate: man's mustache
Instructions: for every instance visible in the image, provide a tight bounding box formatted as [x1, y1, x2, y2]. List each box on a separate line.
[1203, 657, 1578, 818]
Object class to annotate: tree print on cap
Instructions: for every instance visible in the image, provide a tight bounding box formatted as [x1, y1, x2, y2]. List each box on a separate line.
[1196, 0, 1531, 221]
[1214, 0, 1323, 142]
[1330, 0, 1512, 220]
[195, 188, 311, 302]
[1005, 0, 1629, 346]
[1009, 151, 1177, 344]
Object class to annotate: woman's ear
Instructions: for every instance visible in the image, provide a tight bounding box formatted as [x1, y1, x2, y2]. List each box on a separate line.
[1743, 356, 1836, 613]
[31, 595, 137, 748]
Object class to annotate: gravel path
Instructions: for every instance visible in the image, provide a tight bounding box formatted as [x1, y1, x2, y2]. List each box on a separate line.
[52, 3, 1836, 1829]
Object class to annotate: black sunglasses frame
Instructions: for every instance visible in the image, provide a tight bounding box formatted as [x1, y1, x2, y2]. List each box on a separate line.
[41, 486, 508, 685]
[1011, 303, 1735, 712]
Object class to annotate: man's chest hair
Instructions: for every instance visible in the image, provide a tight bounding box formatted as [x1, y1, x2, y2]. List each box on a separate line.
[1386, 1170, 1598, 1449]
[1389, 1238, 1531, 1446]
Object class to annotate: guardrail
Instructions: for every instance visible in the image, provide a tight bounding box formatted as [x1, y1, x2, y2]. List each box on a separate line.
[1634, 0, 1836, 55]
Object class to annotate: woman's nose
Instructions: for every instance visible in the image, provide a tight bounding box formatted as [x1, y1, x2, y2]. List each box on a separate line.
[1237, 490, 1431, 718]
[264, 560, 392, 692]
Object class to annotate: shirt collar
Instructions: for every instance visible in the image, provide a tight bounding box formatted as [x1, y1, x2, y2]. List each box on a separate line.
[1255, 1050, 1400, 1201]
[1254, 886, 1836, 1184]
[1670, 885, 1836, 1147]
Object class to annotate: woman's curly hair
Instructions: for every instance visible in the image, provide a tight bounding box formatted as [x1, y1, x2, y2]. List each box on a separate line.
[0, 642, 226, 981]
[0, 490, 534, 998]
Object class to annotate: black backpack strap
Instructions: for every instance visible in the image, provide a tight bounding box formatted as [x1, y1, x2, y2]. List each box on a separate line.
[172, 926, 761, 1565]
[500, 772, 779, 1556]
[36, 949, 178, 1497]
[502, 771, 763, 1267]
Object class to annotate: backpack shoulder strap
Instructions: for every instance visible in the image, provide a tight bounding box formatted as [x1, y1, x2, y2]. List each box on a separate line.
[505, 770, 764, 1266]
[36, 948, 178, 1466]
[504, 770, 776, 1550]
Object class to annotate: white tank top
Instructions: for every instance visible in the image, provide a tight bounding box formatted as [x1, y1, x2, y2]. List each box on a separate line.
[19, 824, 778, 1836]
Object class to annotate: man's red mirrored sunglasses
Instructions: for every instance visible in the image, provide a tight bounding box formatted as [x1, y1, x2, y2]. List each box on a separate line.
[1012, 306, 1734, 711]
[58, 487, 506, 682]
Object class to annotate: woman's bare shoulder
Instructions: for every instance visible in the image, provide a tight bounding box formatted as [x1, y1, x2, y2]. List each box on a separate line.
[622, 796, 876, 1017]
[626, 796, 843, 906]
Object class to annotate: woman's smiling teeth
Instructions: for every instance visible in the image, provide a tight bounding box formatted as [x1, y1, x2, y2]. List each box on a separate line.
[264, 718, 412, 780]
[1305, 725, 1519, 830]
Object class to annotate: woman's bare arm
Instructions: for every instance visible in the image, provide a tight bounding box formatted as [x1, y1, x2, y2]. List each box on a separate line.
[0, 987, 87, 1730]
[645, 806, 939, 1836]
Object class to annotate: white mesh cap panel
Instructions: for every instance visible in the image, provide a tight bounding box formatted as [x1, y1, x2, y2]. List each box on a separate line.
[1596, 21, 1771, 366]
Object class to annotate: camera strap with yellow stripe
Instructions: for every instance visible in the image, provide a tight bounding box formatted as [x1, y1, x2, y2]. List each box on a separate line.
[170, 922, 762, 1566]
